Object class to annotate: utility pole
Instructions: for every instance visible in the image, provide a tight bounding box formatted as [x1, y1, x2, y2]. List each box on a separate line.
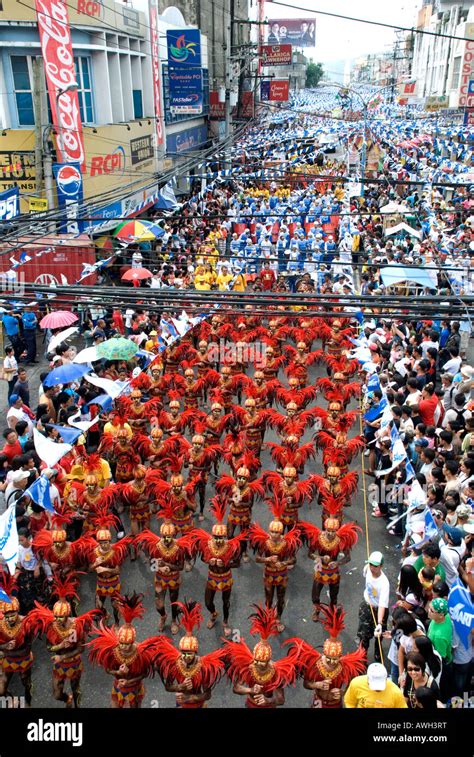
[32, 58, 44, 205]
[224, 0, 232, 140]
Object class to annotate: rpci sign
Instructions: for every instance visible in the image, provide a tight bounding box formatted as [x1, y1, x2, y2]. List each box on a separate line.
[77, 0, 103, 17]
[89, 146, 125, 176]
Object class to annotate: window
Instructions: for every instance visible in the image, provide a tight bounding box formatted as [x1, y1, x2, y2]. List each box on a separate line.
[11, 56, 34, 126]
[74, 57, 94, 123]
[451, 56, 461, 90]
[133, 89, 143, 119]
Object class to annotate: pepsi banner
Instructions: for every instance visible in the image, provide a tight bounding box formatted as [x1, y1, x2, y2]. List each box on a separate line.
[53, 163, 84, 234]
[0, 188, 19, 221]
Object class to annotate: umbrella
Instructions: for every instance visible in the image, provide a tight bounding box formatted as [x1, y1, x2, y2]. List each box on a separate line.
[95, 236, 115, 252]
[97, 336, 138, 361]
[47, 326, 79, 355]
[73, 345, 100, 364]
[114, 219, 165, 243]
[43, 363, 91, 387]
[40, 311, 78, 329]
[121, 267, 153, 282]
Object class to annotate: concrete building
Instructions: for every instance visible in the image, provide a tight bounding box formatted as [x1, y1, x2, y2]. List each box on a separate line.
[411, 1, 474, 107]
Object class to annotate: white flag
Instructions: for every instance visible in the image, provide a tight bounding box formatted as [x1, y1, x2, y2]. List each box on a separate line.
[33, 428, 72, 468]
[85, 374, 123, 398]
[0, 505, 19, 574]
[67, 410, 99, 433]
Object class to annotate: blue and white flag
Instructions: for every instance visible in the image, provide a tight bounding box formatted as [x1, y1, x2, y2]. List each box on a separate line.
[24, 475, 55, 514]
[424, 508, 438, 541]
[405, 460, 416, 481]
[0, 505, 19, 574]
[0, 587, 12, 603]
[448, 578, 474, 650]
[49, 425, 83, 445]
[364, 396, 387, 422]
[367, 373, 381, 393]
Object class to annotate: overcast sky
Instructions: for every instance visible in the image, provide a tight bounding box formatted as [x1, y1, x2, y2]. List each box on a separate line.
[133, 0, 422, 67]
[264, 0, 421, 65]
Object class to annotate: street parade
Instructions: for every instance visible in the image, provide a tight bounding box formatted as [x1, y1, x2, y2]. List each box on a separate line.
[0, 4, 472, 754]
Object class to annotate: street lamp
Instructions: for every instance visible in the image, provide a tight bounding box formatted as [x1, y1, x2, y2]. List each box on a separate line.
[56, 82, 79, 106]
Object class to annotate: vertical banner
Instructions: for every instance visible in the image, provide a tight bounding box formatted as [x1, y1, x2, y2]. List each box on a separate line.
[149, 0, 163, 145]
[0, 188, 20, 221]
[167, 29, 203, 115]
[260, 80, 271, 101]
[53, 163, 84, 234]
[35, 0, 86, 171]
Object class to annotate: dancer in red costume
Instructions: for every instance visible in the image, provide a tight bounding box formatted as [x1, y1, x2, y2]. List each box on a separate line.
[225, 604, 301, 708]
[150, 600, 226, 708]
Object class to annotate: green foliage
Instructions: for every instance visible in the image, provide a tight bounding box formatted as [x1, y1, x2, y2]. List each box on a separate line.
[305, 62, 324, 89]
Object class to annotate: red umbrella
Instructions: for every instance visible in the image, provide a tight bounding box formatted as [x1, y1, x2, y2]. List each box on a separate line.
[121, 267, 153, 282]
[39, 311, 78, 329]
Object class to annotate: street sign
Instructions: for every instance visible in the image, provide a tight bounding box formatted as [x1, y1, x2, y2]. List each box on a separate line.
[29, 198, 48, 212]
[260, 44, 292, 66]
[469, 80, 474, 95]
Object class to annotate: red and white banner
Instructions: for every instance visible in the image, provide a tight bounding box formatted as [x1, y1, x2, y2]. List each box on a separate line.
[260, 44, 292, 66]
[270, 80, 289, 101]
[149, 1, 163, 145]
[35, 0, 86, 171]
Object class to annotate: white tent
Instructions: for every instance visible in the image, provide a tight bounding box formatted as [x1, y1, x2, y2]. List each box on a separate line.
[385, 222, 422, 240]
[380, 202, 410, 214]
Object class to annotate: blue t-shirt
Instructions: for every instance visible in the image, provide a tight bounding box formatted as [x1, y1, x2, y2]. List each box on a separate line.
[2, 314, 19, 337]
[22, 312, 37, 330]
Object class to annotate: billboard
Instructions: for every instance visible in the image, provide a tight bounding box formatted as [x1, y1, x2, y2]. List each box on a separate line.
[168, 67, 203, 115]
[166, 125, 208, 154]
[35, 0, 86, 171]
[260, 44, 292, 66]
[167, 29, 203, 115]
[265, 18, 315, 48]
[53, 162, 84, 234]
[425, 95, 449, 111]
[459, 25, 474, 108]
[260, 80, 289, 101]
[210, 91, 225, 120]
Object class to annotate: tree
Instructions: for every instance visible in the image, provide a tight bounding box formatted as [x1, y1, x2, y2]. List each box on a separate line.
[305, 62, 324, 89]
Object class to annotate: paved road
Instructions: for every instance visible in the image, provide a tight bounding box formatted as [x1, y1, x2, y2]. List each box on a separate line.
[2, 340, 404, 709]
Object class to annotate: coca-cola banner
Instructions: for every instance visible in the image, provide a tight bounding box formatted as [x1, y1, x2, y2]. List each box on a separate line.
[35, 0, 86, 171]
[149, 0, 163, 145]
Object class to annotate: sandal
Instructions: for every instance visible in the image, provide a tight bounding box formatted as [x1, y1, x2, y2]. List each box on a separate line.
[276, 621, 285, 633]
[207, 613, 218, 629]
[223, 624, 232, 638]
[158, 614, 167, 632]
[171, 621, 179, 635]
[242, 553, 250, 563]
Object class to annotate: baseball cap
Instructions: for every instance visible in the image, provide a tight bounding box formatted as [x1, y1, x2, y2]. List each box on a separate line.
[9, 394, 20, 405]
[455, 504, 472, 519]
[442, 524, 464, 546]
[12, 470, 29, 483]
[149, 330, 158, 336]
[93, 329, 106, 339]
[367, 551, 384, 566]
[414, 438, 429, 448]
[367, 663, 387, 691]
[42, 468, 58, 479]
[461, 365, 474, 379]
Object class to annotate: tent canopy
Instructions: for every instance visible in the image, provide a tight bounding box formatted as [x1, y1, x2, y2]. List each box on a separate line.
[385, 222, 422, 240]
[380, 202, 410, 214]
[380, 265, 438, 290]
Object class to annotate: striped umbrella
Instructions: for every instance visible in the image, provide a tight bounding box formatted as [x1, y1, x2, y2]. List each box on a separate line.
[114, 220, 165, 243]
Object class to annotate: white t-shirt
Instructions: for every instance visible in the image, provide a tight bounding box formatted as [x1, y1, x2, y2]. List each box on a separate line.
[442, 357, 462, 376]
[363, 566, 390, 608]
[405, 391, 421, 407]
[3, 355, 18, 375]
[125, 309, 135, 328]
[440, 541, 467, 586]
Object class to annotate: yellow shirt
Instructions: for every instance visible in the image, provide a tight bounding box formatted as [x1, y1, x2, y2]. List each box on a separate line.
[194, 274, 210, 291]
[344, 676, 407, 709]
[205, 270, 217, 287]
[216, 273, 233, 291]
[232, 274, 246, 292]
[103, 421, 133, 441]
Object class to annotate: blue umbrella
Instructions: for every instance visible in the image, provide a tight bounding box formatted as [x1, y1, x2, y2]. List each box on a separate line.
[43, 364, 91, 387]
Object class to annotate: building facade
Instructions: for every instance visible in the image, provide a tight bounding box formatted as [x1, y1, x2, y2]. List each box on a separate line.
[411, 1, 474, 108]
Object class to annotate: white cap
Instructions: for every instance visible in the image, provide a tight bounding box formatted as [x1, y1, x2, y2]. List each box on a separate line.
[367, 550, 384, 566]
[367, 663, 387, 691]
[12, 470, 29, 483]
[42, 468, 57, 479]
